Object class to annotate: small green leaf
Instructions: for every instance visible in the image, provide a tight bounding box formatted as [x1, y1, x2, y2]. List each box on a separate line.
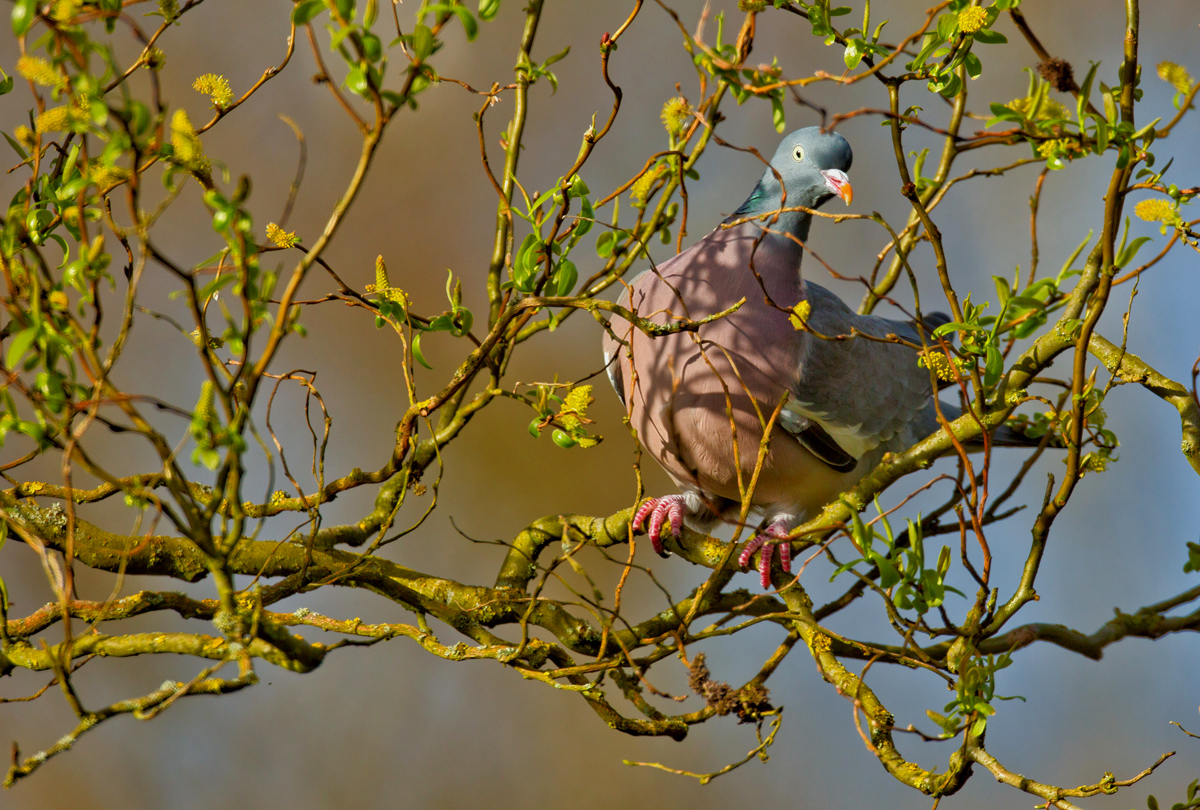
[6, 327, 37, 370]
[11, 0, 37, 36]
[543, 45, 570, 67]
[427, 3, 477, 41]
[770, 95, 785, 133]
[361, 31, 383, 62]
[412, 332, 432, 369]
[554, 259, 577, 296]
[964, 52, 982, 80]
[411, 24, 434, 60]
[595, 231, 616, 258]
[984, 344, 1003, 387]
[2, 131, 28, 160]
[574, 197, 594, 238]
[843, 39, 864, 70]
[292, 0, 325, 25]
[993, 276, 1011, 304]
[478, 0, 500, 21]
[972, 29, 1006, 44]
[1077, 61, 1099, 123]
[935, 13, 957, 42]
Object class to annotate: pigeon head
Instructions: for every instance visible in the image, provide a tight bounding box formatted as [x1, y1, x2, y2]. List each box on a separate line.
[732, 127, 854, 233]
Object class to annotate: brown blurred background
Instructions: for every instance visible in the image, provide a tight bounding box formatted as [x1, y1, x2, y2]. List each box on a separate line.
[2, 1, 1199, 808]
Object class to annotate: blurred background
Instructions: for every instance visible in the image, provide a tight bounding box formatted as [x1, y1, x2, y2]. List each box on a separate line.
[2, 1, 1198, 808]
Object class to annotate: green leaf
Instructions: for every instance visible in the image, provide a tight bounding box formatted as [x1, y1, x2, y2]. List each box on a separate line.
[553, 259, 577, 296]
[987, 102, 1021, 123]
[11, 0, 37, 36]
[345, 65, 368, 97]
[512, 233, 540, 291]
[907, 32, 945, 71]
[770, 95, 785, 133]
[530, 185, 558, 213]
[933, 72, 962, 98]
[543, 45, 570, 67]
[3, 131, 28, 160]
[964, 52, 982, 80]
[877, 556, 900, 589]
[843, 39, 864, 70]
[6, 327, 37, 370]
[933, 322, 971, 338]
[993, 275, 1011, 305]
[361, 31, 383, 62]
[427, 3, 477, 41]
[193, 447, 221, 470]
[972, 29, 1006, 44]
[595, 231, 616, 258]
[1115, 236, 1151, 269]
[411, 24, 434, 60]
[0, 68, 12, 97]
[574, 197, 594, 238]
[984, 344, 1003, 387]
[412, 332, 432, 369]
[478, 0, 500, 21]
[1077, 61, 1099, 123]
[935, 13, 957, 42]
[292, 0, 325, 25]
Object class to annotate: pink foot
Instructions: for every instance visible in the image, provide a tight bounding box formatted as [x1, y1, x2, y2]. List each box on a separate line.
[633, 495, 686, 558]
[738, 521, 793, 589]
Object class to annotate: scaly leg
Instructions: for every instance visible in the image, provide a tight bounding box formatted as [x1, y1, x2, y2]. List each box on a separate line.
[632, 495, 687, 558]
[738, 520, 794, 589]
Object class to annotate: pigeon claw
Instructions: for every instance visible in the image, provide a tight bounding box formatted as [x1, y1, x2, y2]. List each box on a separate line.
[633, 495, 686, 558]
[738, 521, 794, 589]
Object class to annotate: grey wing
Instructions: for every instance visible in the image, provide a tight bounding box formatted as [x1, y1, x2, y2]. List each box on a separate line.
[600, 275, 644, 408]
[783, 282, 940, 459]
[603, 336, 626, 406]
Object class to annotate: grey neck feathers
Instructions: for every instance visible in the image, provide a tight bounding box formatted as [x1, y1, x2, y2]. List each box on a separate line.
[729, 171, 816, 249]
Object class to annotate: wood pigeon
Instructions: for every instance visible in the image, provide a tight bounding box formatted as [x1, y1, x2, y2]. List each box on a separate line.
[601, 126, 1034, 588]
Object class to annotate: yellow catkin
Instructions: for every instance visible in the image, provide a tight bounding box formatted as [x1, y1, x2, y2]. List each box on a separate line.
[1134, 199, 1174, 223]
[788, 300, 811, 330]
[87, 235, 105, 264]
[1157, 62, 1194, 94]
[921, 350, 958, 383]
[157, 0, 179, 22]
[265, 223, 298, 248]
[630, 165, 666, 204]
[36, 106, 77, 133]
[90, 162, 131, 187]
[170, 110, 201, 163]
[193, 73, 232, 108]
[957, 7, 988, 34]
[17, 55, 63, 88]
[374, 255, 390, 291]
[1008, 96, 1070, 121]
[195, 381, 216, 422]
[1037, 138, 1076, 159]
[52, 0, 82, 22]
[14, 125, 36, 151]
[660, 97, 691, 138]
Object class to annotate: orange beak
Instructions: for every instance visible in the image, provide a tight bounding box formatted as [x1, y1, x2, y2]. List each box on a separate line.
[821, 169, 853, 205]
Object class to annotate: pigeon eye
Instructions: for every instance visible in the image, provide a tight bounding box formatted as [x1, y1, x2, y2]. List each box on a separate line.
[792, 145, 805, 162]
